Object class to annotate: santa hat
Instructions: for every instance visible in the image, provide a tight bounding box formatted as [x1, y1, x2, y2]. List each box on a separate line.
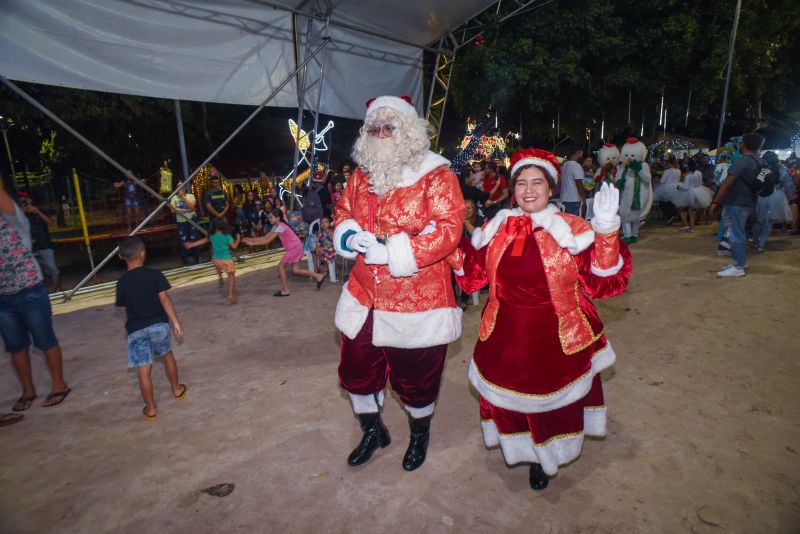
[365, 95, 418, 119]
[509, 148, 561, 183]
[602, 142, 616, 149]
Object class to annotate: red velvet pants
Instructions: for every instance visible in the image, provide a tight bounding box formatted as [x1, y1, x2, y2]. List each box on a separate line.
[338, 310, 447, 409]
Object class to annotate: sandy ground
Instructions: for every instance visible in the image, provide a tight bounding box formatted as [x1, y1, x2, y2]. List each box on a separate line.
[1, 224, 798, 533]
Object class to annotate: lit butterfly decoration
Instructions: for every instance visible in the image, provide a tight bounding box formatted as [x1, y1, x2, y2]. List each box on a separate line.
[280, 119, 335, 203]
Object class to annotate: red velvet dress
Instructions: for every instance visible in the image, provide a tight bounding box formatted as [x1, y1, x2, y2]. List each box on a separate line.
[466, 227, 631, 475]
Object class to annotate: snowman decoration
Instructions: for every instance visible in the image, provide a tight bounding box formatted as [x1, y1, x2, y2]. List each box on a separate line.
[594, 142, 621, 185]
[614, 137, 652, 243]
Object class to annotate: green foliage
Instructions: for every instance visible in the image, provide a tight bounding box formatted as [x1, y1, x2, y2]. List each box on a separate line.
[448, 0, 800, 147]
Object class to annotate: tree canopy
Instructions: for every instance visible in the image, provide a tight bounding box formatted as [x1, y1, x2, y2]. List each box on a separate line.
[447, 0, 800, 150]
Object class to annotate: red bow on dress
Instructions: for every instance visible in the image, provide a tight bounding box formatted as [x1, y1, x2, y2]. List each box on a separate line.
[505, 215, 532, 257]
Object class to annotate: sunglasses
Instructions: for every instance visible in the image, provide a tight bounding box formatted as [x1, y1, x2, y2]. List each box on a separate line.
[366, 123, 396, 137]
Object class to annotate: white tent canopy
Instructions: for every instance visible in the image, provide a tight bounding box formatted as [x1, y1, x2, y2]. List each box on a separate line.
[0, 0, 495, 120]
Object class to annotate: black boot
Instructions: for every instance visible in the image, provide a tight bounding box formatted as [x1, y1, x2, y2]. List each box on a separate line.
[347, 413, 390, 467]
[529, 463, 549, 490]
[402, 415, 432, 472]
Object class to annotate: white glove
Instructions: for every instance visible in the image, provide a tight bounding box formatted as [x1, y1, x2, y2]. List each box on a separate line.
[346, 230, 377, 253]
[364, 243, 389, 265]
[592, 182, 620, 231]
[419, 220, 437, 235]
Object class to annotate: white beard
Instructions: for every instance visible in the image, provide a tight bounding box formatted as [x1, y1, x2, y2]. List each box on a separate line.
[354, 136, 425, 196]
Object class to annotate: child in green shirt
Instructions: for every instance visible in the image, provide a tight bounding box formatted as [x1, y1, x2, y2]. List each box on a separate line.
[185, 218, 241, 303]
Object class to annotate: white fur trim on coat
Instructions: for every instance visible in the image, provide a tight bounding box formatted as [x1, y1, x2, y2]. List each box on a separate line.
[349, 391, 385, 414]
[396, 151, 451, 188]
[372, 307, 462, 348]
[386, 232, 419, 278]
[333, 218, 363, 260]
[335, 284, 463, 348]
[469, 342, 616, 413]
[406, 402, 435, 418]
[470, 205, 594, 255]
[335, 282, 370, 340]
[591, 254, 624, 277]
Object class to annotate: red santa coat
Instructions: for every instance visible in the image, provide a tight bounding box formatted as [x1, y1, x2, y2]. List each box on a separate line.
[333, 151, 466, 349]
[458, 205, 632, 475]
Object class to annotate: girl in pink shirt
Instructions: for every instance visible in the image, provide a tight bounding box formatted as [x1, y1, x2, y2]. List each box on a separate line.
[243, 209, 326, 296]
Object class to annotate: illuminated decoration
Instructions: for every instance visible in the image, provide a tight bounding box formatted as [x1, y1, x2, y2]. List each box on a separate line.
[280, 119, 335, 202]
[191, 164, 263, 210]
[791, 131, 800, 146]
[450, 114, 511, 170]
[647, 138, 696, 161]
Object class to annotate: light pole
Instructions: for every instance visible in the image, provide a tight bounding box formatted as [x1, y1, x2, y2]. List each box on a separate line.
[0, 115, 16, 184]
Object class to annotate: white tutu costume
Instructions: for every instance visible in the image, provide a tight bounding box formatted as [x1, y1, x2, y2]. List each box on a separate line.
[654, 167, 680, 202]
[670, 171, 701, 208]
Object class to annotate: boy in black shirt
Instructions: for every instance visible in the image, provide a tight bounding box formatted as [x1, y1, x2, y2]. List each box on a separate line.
[115, 237, 187, 420]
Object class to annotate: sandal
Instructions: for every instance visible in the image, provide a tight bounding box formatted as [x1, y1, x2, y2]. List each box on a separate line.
[273, 291, 290, 297]
[0, 413, 25, 427]
[529, 463, 549, 491]
[174, 384, 188, 400]
[12, 394, 37, 412]
[42, 388, 71, 408]
[316, 272, 328, 290]
[143, 406, 157, 421]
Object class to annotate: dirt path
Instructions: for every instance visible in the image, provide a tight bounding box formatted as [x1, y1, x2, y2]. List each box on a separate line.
[1, 225, 798, 533]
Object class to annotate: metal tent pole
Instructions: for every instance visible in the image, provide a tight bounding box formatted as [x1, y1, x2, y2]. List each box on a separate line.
[716, 0, 743, 150]
[57, 39, 330, 300]
[174, 100, 190, 182]
[0, 75, 207, 238]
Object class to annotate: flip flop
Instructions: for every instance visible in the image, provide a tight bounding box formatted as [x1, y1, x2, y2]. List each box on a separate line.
[174, 384, 188, 400]
[316, 272, 328, 290]
[273, 291, 290, 297]
[12, 395, 37, 412]
[0, 413, 24, 427]
[143, 406, 157, 421]
[42, 388, 71, 408]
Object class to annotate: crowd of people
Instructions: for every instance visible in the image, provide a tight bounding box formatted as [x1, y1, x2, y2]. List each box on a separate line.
[1, 94, 797, 498]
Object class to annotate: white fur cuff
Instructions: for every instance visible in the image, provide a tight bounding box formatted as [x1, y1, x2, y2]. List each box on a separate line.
[405, 402, 435, 418]
[591, 254, 624, 277]
[386, 232, 419, 277]
[591, 214, 621, 234]
[349, 391, 385, 414]
[333, 218, 363, 260]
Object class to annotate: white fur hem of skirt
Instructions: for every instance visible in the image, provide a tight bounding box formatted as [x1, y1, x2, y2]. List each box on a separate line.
[333, 218, 362, 260]
[591, 254, 624, 277]
[406, 402, 435, 418]
[349, 391, 385, 414]
[482, 421, 584, 476]
[468, 343, 616, 413]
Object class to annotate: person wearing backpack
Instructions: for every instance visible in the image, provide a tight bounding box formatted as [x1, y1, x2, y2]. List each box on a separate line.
[710, 133, 765, 277]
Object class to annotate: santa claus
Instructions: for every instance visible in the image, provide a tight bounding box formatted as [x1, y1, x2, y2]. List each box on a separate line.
[614, 137, 653, 243]
[333, 95, 465, 471]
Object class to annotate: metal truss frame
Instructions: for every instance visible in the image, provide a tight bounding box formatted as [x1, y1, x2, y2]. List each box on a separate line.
[424, 0, 554, 149]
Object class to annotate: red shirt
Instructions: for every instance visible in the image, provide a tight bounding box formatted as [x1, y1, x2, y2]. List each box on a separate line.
[483, 173, 508, 202]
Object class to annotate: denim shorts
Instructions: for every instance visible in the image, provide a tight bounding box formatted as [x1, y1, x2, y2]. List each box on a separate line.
[127, 322, 172, 368]
[0, 283, 59, 353]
